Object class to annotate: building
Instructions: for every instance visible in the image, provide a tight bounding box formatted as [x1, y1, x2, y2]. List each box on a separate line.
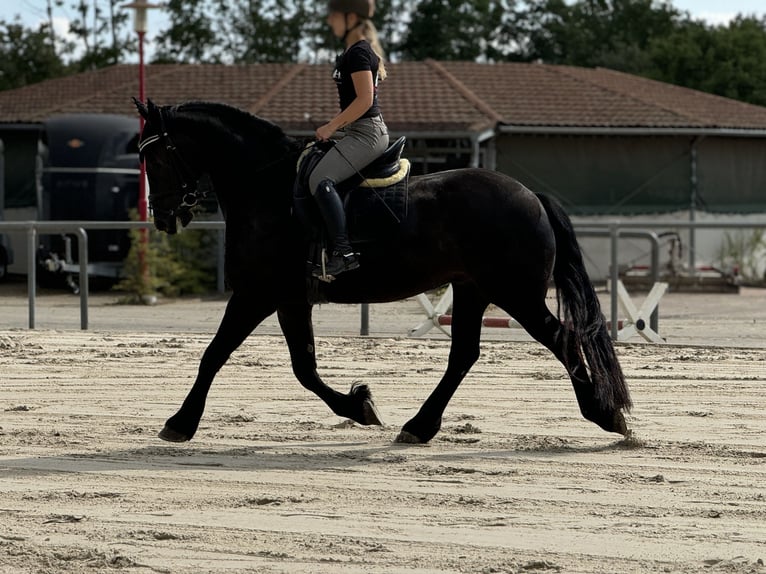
[1, 61, 765, 278]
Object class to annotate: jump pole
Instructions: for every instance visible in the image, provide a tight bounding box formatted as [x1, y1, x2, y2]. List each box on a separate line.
[409, 286, 521, 338]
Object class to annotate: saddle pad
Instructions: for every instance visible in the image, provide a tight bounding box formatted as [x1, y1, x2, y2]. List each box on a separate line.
[359, 159, 410, 189]
[346, 162, 410, 243]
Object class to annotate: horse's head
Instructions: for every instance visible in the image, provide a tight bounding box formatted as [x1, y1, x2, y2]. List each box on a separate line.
[134, 98, 212, 234]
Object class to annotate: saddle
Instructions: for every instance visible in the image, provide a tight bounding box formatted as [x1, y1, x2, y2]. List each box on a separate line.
[293, 136, 410, 243]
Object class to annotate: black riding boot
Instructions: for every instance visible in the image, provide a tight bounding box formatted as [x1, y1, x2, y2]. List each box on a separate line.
[312, 179, 360, 278]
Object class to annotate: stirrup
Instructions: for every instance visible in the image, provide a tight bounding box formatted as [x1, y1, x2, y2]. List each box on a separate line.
[312, 249, 359, 282]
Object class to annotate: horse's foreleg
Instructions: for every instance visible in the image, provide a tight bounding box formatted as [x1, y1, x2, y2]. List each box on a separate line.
[397, 283, 487, 444]
[159, 293, 275, 442]
[277, 303, 383, 426]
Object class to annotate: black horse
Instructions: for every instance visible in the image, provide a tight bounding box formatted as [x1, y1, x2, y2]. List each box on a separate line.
[134, 99, 631, 444]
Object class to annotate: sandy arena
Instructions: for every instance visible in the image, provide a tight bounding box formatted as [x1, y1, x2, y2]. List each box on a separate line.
[1, 284, 765, 573]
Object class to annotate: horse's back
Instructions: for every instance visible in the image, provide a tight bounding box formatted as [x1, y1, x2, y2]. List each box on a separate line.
[408, 167, 552, 246]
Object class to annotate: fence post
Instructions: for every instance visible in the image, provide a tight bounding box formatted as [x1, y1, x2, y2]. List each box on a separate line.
[609, 223, 619, 341]
[360, 303, 369, 336]
[27, 227, 37, 329]
[75, 228, 89, 330]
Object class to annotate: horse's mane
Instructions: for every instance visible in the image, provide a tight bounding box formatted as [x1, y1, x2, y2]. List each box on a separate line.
[173, 101, 292, 148]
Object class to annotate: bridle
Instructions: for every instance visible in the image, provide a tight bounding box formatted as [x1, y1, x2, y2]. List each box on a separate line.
[138, 104, 302, 225]
[138, 107, 212, 221]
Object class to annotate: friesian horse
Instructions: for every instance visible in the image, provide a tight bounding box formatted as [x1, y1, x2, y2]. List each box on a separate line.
[134, 99, 631, 444]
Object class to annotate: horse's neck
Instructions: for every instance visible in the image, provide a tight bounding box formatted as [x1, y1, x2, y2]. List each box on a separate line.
[204, 133, 297, 225]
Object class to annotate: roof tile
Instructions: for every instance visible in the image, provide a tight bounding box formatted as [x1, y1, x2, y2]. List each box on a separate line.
[1, 62, 765, 132]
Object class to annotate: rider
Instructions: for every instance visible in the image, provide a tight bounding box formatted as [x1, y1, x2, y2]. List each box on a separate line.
[309, 0, 389, 278]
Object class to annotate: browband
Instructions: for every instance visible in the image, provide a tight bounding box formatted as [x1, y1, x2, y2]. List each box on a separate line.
[138, 134, 161, 153]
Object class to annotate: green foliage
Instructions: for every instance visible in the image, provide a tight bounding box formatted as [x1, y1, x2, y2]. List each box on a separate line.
[398, 0, 516, 61]
[648, 16, 766, 106]
[717, 230, 766, 285]
[66, 0, 134, 71]
[114, 227, 185, 302]
[151, 0, 221, 64]
[153, 0, 328, 64]
[516, 1, 766, 106]
[517, 0, 683, 71]
[114, 214, 219, 303]
[0, 0, 133, 89]
[2, 0, 766, 108]
[0, 19, 66, 90]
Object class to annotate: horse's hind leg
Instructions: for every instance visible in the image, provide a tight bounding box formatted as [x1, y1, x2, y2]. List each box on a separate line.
[277, 302, 383, 426]
[397, 282, 488, 444]
[500, 296, 627, 435]
[160, 292, 276, 442]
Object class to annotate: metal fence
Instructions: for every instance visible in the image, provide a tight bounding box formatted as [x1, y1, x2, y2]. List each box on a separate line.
[1, 220, 764, 337]
[0, 220, 224, 330]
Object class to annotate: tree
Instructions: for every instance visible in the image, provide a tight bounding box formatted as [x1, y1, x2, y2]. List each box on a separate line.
[517, 0, 683, 73]
[369, 0, 414, 61]
[398, 0, 517, 61]
[648, 16, 766, 106]
[221, 0, 321, 64]
[0, 19, 66, 90]
[153, 0, 328, 64]
[152, 0, 221, 63]
[66, 0, 134, 70]
[513, 0, 766, 106]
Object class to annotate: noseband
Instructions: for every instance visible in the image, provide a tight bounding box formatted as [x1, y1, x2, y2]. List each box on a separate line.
[138, 107, 212, 220]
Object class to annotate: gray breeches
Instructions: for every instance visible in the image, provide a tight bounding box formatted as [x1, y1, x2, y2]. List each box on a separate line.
[309, 115, 389, 193]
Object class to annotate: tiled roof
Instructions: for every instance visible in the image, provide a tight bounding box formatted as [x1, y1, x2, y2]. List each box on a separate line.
[2, 61, 766, 133]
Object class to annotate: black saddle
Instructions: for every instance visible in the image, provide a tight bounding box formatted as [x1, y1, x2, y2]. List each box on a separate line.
[360, 136, 407, 179]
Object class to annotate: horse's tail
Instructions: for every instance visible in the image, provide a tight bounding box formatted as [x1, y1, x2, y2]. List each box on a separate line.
[535, 193, 632, 413]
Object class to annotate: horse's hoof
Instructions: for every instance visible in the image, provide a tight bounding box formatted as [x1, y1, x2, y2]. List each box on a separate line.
[350, 382, 384, 426]
[395, 430, 425, 444]
[362, 399, 384, 426]
[612, 411, 629, 436]
[158, 425, 191, 443]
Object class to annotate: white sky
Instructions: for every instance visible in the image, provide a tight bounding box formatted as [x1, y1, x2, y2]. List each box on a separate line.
[1, 0, 764, 62]
[671, 0, 766, 25]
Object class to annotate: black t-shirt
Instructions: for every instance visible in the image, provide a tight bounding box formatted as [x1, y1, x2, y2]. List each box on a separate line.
[333, 40, 381, 118]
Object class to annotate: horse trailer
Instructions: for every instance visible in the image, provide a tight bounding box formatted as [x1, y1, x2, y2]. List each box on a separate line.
[38, 114, 140, 288]
[0, 137, 14, 281]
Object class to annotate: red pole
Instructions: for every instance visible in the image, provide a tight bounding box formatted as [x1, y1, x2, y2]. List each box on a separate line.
[138, 29, 147, 222]
[137, 29, 149, 286]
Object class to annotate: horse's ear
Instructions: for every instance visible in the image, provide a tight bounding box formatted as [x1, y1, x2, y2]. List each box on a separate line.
[133, 97, 149, 119]
[146, 98, 163, 123]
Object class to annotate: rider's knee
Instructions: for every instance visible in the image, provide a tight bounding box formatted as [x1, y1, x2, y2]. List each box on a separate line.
[309, 172, 336, 195]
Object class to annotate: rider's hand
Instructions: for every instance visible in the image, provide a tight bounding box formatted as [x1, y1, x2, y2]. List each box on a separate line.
[315, 123, 335, 141]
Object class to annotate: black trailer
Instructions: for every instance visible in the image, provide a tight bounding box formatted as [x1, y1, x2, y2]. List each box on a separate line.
[39, 114, 140, 288]
[0, 137, 14, 280]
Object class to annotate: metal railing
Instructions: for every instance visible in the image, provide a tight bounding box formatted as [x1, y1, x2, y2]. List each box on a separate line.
[573, 221, 766, 340]
[2, 219, 764, 335]
[0, 220, 224, 330]
[575, 227, 661, 340]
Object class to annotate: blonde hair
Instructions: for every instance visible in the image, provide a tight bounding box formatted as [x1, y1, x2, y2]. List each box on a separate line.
[362, 19, 387, 81]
